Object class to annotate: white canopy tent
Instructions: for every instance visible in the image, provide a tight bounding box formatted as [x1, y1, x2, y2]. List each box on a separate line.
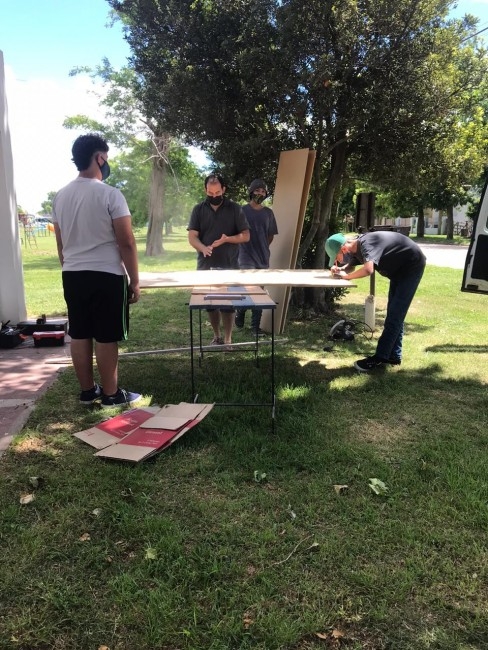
[0, 51, 27, 326]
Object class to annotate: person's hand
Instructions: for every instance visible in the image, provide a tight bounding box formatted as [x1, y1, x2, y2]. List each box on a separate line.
[331, 264, 346, 275]
[212, 234, 229, 248]
[128, 283, 141, 304]
[202, 245, 213, 257]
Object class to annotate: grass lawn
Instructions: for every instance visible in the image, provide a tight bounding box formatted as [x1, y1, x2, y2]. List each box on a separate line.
[0, 228, 487, 650]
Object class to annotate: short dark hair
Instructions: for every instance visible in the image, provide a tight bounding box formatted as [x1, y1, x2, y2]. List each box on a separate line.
[71, 134, 109, 171]
[204, 173, 226, 189]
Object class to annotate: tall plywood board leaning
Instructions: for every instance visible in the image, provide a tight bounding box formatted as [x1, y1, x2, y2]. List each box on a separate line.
[260, 148, 316, 334]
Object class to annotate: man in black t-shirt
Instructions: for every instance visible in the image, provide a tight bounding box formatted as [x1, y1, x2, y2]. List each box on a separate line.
[326, 231, 426, 372]
[188, 174, 250, 345]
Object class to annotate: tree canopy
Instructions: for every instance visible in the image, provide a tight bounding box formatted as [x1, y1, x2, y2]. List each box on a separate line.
[64, 60, 206, 255]
[110, 0, 488, 270]
[107, 139, 204, 228]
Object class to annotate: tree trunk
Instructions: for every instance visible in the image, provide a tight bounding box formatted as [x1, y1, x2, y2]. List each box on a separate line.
[316, 140, 347, 251]
[445, 205, 454, 240]
[145, 134, 169, 257]
[297, 120, 324, 266]
[416, 205, 425, 238]
[297, 129, 348, 266]
[309, 138, 348, 311]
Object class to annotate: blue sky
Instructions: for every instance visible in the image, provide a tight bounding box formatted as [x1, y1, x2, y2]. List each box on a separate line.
[1, 0, 132, 213]
[1, 0, 488, 213]
[1, 0, 131, 81]
[451, 0, 488, 26]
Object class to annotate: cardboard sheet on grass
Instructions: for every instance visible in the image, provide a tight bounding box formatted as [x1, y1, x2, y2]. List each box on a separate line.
[74, 403, 214, 462]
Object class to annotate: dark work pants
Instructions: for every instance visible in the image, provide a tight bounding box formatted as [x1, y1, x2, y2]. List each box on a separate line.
[375, 263, 425, 361]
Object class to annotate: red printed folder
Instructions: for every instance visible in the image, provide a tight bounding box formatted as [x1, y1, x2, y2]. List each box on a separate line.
[73, 407, 160, 450]
[73, 403, 214, 462]
[94, 403, 213, 462]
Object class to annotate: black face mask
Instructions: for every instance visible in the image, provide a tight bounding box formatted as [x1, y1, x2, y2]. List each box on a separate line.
[251, 193, 265, 204]
[99, 160, 111, 181]
[207, 195, 223, 206]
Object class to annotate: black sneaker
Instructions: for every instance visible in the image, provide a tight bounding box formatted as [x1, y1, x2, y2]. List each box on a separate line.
[79, 383, 102, 405]
[251, 328, 267, 338]
[387, 357, 402, 366]
[235, 312, 245, 329]
[354, 356, 387, 372]
[101, 388, 142, 409]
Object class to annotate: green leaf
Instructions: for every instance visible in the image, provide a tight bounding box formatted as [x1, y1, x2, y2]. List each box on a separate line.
[368, 478, 389, 496]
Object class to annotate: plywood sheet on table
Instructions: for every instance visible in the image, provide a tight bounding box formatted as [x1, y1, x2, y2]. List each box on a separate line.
[140, 269, 352, 289]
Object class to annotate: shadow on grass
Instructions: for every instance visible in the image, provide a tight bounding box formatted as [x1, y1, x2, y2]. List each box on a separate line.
[426, 343, 488, 353]
[22, 256, 60, 272]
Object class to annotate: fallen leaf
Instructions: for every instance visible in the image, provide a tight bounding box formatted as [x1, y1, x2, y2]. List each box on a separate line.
[145, 547, 157, 560]
[368, 478, 389, 496]
[98, 646, 110, 650]
[254, 470, 267, 483]
[92, 508, 102, 517]
[316, 628, 345, 641]
[29, 476, 42, 489]
[19, 493, 35, 505]
[79, 533, 91, 542]
[333, 484, 349, 495]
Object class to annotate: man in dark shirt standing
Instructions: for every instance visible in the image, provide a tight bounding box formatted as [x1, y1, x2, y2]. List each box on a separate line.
[326, 230, 426, 372]
[188, 174, 250, 346]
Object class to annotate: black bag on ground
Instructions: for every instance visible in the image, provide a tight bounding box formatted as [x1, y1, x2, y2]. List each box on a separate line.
[0, 321, 25, 349]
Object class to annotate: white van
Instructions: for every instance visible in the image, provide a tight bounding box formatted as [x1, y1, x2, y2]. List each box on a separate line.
[461, 183, 488, 295]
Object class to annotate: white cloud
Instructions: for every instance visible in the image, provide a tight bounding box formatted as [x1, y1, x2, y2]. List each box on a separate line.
[4, 65, 106, 213]
[3, 63, 210, 214]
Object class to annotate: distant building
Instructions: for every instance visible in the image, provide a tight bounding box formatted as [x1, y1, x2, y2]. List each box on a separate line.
[412, 206, 472, 236]
[372, 206, 471, 237]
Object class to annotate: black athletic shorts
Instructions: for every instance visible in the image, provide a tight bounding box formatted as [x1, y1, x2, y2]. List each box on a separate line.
[62, 270, 129, 343]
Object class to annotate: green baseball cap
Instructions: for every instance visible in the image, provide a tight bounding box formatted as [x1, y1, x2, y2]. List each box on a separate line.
[325, 233, 346, 261]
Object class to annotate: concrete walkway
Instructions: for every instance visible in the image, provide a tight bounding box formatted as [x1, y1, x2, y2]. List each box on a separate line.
[0, 338, 71, 457]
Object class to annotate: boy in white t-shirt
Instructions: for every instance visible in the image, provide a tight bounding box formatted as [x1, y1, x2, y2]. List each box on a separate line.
[52, 134, 141, 408]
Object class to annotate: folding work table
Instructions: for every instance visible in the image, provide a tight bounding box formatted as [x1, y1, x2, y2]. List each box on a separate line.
[139, 270, 355, 425]
[188, 285, 277, 419]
